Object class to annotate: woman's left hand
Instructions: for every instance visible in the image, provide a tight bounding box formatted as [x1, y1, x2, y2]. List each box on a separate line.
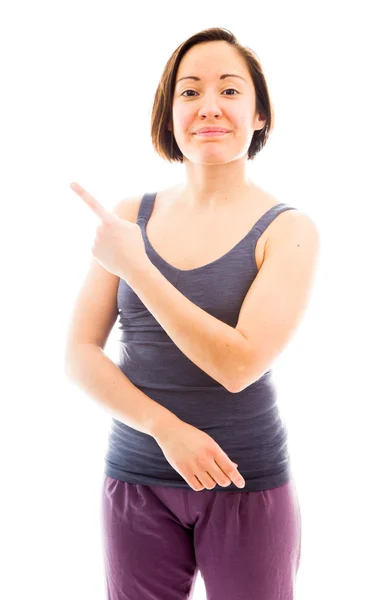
[70, 182, 150, 282]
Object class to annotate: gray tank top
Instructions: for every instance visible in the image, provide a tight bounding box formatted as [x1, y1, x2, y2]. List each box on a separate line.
[104, 192, 298, 491]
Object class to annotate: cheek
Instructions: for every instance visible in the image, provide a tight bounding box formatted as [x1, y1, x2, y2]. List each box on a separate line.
[229, 101, 252, 127]
[231, 110, 248, 127]
[172, 109, 193, 134]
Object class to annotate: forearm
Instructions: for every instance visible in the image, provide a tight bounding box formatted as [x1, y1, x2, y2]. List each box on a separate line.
[65, 344, 180, 439]
[127, 262, 250, 392]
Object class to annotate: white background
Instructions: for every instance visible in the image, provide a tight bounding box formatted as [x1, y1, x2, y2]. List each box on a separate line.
[1, 1, 377, 598]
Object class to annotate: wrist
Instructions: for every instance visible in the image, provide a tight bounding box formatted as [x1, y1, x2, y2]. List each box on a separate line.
[123, 255, 155, 288]
[149, 411, 182, 442]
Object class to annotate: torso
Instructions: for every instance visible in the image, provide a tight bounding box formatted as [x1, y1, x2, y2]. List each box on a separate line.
[130, 183, 291, 272]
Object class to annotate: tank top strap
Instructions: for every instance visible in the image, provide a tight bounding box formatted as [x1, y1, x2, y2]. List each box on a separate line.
[253, 203, 298, 236]
[136, 194, 298, 235]
[137, 192, 157, 224]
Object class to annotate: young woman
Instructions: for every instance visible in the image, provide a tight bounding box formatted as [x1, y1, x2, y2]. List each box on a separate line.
[67, 26, 319, 600]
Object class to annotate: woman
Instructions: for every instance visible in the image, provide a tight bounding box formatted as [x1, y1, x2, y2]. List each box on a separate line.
[69, 26, 319, 600]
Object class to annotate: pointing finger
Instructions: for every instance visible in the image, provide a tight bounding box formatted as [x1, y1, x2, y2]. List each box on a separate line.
[70, 182, 113, 225]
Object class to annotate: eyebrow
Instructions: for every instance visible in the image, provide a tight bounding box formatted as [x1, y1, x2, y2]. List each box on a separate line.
[176, 73, 247, 86]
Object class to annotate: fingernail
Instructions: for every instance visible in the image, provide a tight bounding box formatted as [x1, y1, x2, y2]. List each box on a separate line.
[237, 480, 245, 488]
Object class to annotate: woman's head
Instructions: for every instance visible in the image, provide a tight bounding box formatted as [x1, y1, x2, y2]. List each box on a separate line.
[151, 27, 274, 165]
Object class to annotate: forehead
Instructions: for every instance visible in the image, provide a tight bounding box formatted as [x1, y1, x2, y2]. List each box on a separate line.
[176, 41, 248, 80]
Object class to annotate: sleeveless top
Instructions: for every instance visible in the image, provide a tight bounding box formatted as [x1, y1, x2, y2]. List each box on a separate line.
[104, 192, 298, 491]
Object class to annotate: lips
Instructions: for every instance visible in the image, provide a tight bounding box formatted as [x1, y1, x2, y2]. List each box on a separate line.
[195, 128, 229, 134]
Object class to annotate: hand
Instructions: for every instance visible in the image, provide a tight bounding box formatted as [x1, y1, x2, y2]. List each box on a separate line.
[155, 420, 245, 491]
[70, 182, 149, 282]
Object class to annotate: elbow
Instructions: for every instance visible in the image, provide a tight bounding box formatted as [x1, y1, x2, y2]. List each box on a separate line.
[231, 366, 272, 393]
[224, 380, 239, 394]
[230, 378, 252, 394]
[64, 343, 97, 377]
[227, 366, 255, 394]
[228, 355, 264, 393]
[229, 374, 257, 393]
[228, 376, 251, 394]
[220, 368, 243, 394]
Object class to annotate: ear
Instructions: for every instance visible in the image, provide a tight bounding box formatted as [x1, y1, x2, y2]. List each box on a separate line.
[254, 113, 267, 131]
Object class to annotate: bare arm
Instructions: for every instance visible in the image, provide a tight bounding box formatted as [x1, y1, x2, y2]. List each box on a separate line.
[65, 344, 180, 440]
[127, 263, 250, 393]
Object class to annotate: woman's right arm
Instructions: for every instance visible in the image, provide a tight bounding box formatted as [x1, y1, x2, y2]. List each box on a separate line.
[64, 193, 179, 440]
[65, 343, 180, 438]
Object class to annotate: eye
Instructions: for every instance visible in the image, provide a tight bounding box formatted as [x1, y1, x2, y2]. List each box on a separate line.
[181, 88, 239, 97]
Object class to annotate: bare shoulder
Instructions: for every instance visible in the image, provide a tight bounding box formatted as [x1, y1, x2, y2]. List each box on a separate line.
[255, 185, 320, 263]
[266, 206, 320, 263]
[110, 194, 144, 224]
[273, 207, 319, 241]
[258, 186, 319, 239]
[111, 185, 176, 223]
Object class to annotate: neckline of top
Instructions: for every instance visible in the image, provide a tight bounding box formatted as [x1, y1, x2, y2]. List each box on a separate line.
[138, 193, 288, 274]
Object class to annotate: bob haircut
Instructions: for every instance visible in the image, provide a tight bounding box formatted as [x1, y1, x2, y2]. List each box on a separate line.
[150, 27, 275, 163]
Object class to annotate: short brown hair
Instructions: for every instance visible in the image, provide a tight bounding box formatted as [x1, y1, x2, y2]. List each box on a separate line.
[150, 27, 275, 163]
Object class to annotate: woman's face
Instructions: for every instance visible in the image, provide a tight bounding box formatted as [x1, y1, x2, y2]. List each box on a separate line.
[171, 41, 266, 164]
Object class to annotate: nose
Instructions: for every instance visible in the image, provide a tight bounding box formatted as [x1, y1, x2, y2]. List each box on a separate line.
[197, 92, 222, 119]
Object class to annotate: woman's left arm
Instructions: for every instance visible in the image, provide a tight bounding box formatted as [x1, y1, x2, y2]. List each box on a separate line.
[127, 261, 251, 393]
[127, 211, 320, 394]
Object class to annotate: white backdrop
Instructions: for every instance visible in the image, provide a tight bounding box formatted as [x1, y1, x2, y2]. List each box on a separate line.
[1, 1, 377, 599]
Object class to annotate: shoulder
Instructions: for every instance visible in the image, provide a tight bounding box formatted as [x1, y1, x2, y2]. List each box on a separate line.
[274, 208, 320, 243]
[258, 186, 319, 241]
[254, 184, 319, 257]
[109, 194, 144, 224]
[266, 207, 320, 265]
[109, 185, 176, 224]
[256, 187, 320, 257]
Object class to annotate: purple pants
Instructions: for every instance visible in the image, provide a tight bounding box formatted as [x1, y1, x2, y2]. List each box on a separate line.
[101, 475, 302, 600]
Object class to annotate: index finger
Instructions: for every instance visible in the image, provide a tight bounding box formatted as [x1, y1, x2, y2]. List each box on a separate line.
[70, 182, 113, 224]
[218, 457, 245, 488]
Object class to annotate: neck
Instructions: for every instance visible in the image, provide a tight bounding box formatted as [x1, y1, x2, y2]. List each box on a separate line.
[178, 158, 254, 210]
